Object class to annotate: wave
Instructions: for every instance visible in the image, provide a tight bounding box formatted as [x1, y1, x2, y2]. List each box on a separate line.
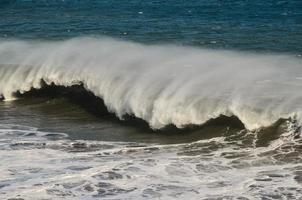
[0, 37, 302, 130]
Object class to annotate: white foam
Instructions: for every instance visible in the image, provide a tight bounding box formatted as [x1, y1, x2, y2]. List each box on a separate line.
[0, 128, 301, 199]
[0, 37, 302, 130]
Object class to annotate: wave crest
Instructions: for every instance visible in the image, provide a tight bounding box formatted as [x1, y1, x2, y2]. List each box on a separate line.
[0, 37, 302, 130]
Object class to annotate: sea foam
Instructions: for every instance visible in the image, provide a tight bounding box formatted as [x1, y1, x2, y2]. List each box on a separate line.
[0, 37, 301, 130]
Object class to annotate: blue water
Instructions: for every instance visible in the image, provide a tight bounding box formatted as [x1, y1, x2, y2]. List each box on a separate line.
[1, 0, 301, 53]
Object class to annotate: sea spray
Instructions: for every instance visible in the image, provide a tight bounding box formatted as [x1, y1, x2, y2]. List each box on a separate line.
[0, 37, 301, 130]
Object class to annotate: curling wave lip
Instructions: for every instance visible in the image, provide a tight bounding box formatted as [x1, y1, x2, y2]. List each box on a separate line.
[0, 37, 302, 130]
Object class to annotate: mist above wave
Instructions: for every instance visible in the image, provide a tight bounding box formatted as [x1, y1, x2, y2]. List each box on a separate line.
[0, 37, 301, 130]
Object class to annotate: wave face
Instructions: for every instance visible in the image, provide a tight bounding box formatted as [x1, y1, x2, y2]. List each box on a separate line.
[0, 37, 302, 130]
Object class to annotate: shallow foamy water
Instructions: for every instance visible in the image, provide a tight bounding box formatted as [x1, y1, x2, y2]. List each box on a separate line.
[0, 122, 301, 199]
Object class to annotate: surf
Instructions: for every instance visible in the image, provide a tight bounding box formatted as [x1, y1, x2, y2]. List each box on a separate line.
[0, 37, 301, 130]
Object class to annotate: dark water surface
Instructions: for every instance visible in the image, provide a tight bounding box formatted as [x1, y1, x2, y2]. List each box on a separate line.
[1, 0, 302, 53]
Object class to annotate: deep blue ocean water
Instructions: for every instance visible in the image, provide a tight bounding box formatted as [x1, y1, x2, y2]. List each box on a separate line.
[1, 0, 301, 53]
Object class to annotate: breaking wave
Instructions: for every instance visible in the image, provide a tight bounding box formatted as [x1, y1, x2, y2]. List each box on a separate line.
[0, 37, 302, 130]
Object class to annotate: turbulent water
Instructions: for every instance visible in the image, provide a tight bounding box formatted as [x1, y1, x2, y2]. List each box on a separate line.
[0, 0, 302, 199]
[0, 122, 301, 199]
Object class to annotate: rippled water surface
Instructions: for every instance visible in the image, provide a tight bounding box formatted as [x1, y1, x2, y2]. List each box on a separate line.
[1, 0, 302, 53]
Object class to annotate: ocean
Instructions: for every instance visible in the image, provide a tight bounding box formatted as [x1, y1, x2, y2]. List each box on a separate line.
[0, 0, 302, 199]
